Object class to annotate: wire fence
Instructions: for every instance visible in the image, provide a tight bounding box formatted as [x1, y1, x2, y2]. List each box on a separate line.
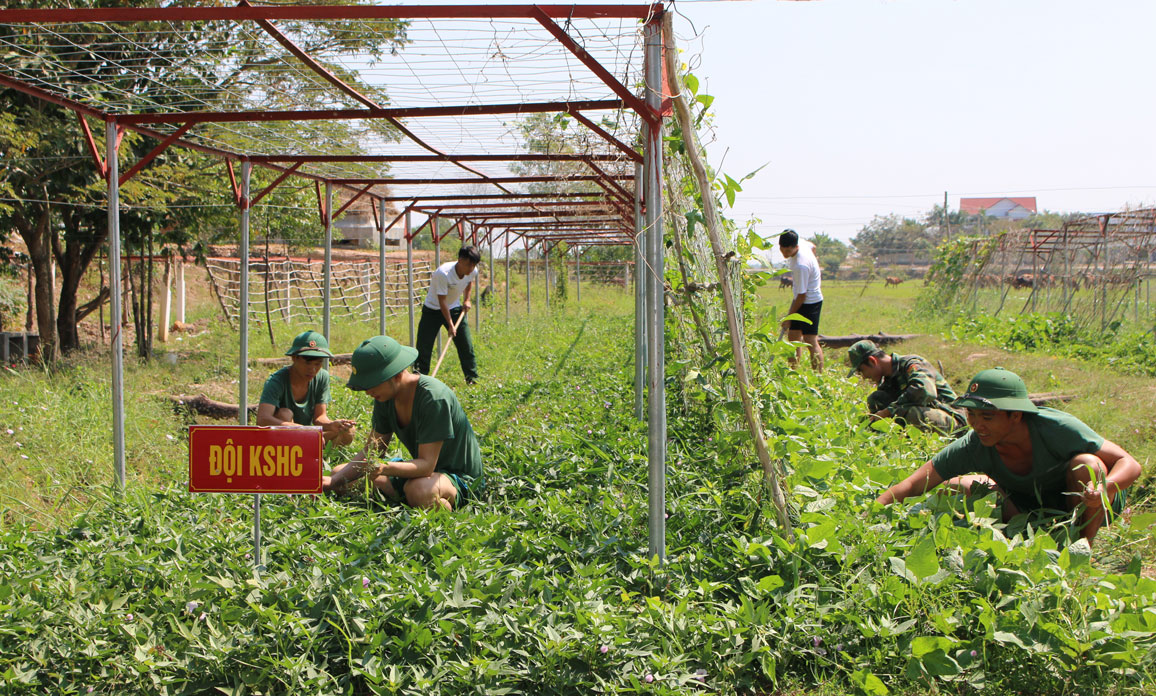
[203, 257, 432, 326]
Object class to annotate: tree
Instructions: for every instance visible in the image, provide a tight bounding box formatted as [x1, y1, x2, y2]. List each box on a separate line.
[807, 232, 848, 279]
[851, 214, 935, 261]
[0, 2, 408, 357]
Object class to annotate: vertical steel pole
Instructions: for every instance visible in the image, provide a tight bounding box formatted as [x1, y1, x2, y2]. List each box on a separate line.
[473, 223, 481, 334]
[633, 163, 645, 420]
[106, 121, 126, 492]
[644, 17, 666, 562]
[544, 243, 551, 311]
[238, 161, 260, 568]
[526, 240, 532, 315]
[378, 198, 387, 336]
[434, 214, 441, 355]
[487, 231, 494, 325]
[406, 210, 415, 345]
[323, 182, 332, 340]
[239, 160, 251, 426]
[504, 230, 510, 323]
[576, 245, 581, 305]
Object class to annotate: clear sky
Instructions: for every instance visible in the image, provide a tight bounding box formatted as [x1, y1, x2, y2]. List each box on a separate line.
[671, 0, 1156, 243]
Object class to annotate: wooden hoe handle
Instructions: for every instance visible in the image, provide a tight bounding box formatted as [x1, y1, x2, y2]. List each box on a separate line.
[430, 309, 467, 378]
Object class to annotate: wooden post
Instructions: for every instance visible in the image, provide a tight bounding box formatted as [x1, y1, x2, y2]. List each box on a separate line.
[175, 255, 186, 324]
[202, 260, 236, 330]
[158, 253, 172, 342]
[662, 12, 792, 539]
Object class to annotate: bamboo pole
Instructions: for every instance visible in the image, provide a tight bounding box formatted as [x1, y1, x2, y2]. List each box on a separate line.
[202, 260, 236, 330]
[662, 13, 792, 538]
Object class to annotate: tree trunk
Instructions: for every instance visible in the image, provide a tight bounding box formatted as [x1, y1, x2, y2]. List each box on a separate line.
[18, 205, 59, 361]
[55, 211, 109, 354]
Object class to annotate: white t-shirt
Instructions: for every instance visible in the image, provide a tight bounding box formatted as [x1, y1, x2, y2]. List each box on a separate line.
[788, 244, 823, 304]
[423, 260, 478, 310]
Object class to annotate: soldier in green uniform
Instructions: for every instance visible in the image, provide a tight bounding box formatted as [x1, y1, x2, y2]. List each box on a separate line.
[256, 330, 356, 446]
[876, 368, 1141, 544]
[323, 335, 483, 511]
[846, 340, 965, 433]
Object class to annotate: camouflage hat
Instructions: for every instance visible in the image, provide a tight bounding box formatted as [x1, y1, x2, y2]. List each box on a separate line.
[846, 339, 881, 377]
[285, 330, 333, 358]
[952, 367, 1038, 413]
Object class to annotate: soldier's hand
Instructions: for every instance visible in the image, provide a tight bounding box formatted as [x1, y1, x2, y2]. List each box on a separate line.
[1081, 482, 1105, 510]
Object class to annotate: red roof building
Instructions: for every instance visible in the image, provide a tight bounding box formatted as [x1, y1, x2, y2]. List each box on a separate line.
[960, 197, 1038, 220]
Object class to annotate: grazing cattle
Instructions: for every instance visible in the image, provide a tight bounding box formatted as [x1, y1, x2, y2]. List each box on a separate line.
[1012, 273, 1034, 289]
[884, 276, 904, 287]
[779, 274, 793, 290]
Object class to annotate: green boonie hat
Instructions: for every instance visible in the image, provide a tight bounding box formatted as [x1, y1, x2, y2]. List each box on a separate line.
[846, 339, 880, 377]
[285, 330, 334, 358]
[346, 335, 418, 391]
[952, 367, 1038, 413]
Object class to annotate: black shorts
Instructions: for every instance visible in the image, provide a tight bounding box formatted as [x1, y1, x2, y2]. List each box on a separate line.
[789, 301, 822, 335]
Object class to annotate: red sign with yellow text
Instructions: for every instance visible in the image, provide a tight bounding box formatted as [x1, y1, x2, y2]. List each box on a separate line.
[188, 425, 322, 494]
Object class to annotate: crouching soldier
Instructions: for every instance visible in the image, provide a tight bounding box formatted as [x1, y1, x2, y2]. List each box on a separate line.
[876, 368, 1141, 544]
[323, 336, 484, 511]
[846, 339, 965, 434]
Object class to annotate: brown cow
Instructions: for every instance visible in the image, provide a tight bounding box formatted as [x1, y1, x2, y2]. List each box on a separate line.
[1012, 273, 1034, 289]
[884, 276, 904, 287]
[779, 274, 793, 290]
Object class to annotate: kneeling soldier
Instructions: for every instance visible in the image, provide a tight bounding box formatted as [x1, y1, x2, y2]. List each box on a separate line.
[323, 336, 484, 511]
[847, 339, 965, 433]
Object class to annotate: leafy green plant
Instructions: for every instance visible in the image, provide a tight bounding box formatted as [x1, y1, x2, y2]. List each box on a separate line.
[952, 312, 1156, 377]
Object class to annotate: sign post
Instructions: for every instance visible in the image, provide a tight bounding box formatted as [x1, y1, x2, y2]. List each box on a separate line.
[189, 425, 324, 568]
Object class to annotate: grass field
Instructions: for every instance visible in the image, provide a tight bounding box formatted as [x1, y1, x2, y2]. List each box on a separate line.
[1, 274, 1154, 694]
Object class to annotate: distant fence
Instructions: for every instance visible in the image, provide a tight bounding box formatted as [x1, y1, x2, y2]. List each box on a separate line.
[507, 259, 633, 287]
[204, 256, 432, 326]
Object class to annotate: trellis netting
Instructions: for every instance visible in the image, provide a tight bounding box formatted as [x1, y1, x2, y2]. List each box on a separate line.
[204, 256, 431, 326]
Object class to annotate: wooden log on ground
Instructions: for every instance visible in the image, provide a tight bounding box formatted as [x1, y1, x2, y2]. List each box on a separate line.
[1029, 392, 1075, 406]
[170, 394, 257, 420]
[818, 333, 922, 348]
[252, 353, 352, 365]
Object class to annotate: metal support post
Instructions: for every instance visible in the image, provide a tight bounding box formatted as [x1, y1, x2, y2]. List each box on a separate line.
[504, 230, 510, 323]
[633, 163, 645, 420]
[378, 198, 387, 335]
[239, 161, 260, 567]
[544, 243, 551, 311]
[644, 18, 666, 562]
[434, 215, 441, 356]
[239, 160, 251, 426]
[322, 182, 332, 339]
[526, 241, 532, 315]
[486, 232, 494, 328]
[473, 223, 481, 334]
[106, 120, 126, 492]
[576, 245, 581, 305]
[406, 210, 415, 345]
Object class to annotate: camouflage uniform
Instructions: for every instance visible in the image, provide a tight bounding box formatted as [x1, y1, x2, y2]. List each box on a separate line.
[868, 353, 966, 433]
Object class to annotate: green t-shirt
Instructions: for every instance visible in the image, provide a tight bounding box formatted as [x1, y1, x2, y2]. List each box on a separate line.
[371, 375, 483, 480]
[259, 366, 330, 426]
[931, 407, 1104, 511]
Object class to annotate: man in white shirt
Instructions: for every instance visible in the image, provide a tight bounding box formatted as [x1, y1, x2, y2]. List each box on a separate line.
[415, 245, 481, 383]
[779, 229, 825, 372]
